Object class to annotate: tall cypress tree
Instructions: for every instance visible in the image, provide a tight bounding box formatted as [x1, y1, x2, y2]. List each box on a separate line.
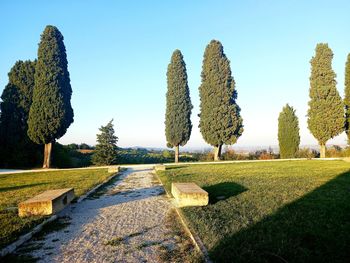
[92, 119, 118, 165]
[344, 54, 350, 144]
[278, 104, 300, 159]
[165, 49, 192, 163]
[0, 61, 41, 167]
[199, 40, 243, 161]
[28, 25, 74, 168]
[307, 43, 343, 158]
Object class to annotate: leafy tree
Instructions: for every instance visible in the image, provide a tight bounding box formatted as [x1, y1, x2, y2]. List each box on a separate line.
[0, 61, 41, 167]
[28, 25, 74, 168]
[165, 49, 192, 163]
[307, 43, 344, 158]
[344, 54, 350, 144]
[278, 104, 300, 158]
[92, 119, 118, 165]
[199, 40, 243, 161]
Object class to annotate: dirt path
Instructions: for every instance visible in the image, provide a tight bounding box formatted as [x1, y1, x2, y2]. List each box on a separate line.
[15, 167, 196, 262]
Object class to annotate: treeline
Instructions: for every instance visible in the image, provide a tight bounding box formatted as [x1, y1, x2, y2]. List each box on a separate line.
[165, 42, 350, 162]
[0, 25, 73, 168]
[278, 44, 350, 159]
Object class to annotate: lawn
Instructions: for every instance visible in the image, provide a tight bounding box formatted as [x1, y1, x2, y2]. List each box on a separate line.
[0, 168, 112, 249]
[158, 160, 350, 263]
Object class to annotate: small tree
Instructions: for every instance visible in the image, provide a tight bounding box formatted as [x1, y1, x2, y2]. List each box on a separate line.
[199, 40, 243, 161]
[278, 104, 300, 159]
[165, 49, 192, 163]
[28, 25, 74, 168]
[92, 120, 118, 165]
[344, 54, 350, 144]
[307, 43, 343, 158]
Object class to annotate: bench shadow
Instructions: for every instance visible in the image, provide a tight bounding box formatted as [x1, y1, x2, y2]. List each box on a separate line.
[203, 182, 247, 204]
[209, 171, 350, 262]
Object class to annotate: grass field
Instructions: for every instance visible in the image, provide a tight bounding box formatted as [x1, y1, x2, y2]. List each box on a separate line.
[158, 160, 350, 263]
[0, 168, 112, 249]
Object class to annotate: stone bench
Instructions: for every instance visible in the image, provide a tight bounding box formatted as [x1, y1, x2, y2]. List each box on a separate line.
[18, 188, 75, 217]
[171, 183, 208, 207]
[108, 166, 120, 173]
[154, 165, 166, 171]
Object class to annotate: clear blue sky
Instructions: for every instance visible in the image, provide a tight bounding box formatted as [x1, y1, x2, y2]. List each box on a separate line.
[1, 1, 349, 149]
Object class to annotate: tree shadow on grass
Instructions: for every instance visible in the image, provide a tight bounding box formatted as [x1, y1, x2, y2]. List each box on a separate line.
[0, 183, 48, 193]
[203, 182, 247, 204]
[209, 171, 350, 263]
[166, 165, 189, 170]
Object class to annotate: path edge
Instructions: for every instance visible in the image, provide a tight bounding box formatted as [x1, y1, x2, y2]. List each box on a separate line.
[153, 170, 212, 263]
[0, 169, 122, 258]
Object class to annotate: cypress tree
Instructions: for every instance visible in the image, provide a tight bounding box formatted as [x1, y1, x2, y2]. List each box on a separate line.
[0, 61, 41, 167]
[92, 120, 118, 165]
[165, 49, 192, 163]
[199, 40, 243, 161]
[344, 54, 350, 144]
[307, 43, 343, 158]
[278, 104, 300, 159]
[28, 25, 74, 168]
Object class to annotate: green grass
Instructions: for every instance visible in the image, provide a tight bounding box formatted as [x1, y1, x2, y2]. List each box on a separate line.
[0, 168, 112, 249]
[158, 160, 350, 263]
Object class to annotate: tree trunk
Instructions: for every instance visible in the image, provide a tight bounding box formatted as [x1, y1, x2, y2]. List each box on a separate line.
[320, 144, 326, 158]
[43, 142, 53, 168]
[214, 144, 222, 161]
[175, 145, 179, 163]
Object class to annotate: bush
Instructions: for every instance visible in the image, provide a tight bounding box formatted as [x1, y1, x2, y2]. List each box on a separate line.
[297, 148, 319, 159]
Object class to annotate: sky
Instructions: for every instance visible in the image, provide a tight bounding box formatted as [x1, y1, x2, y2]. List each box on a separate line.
[0, 1, 350, 150]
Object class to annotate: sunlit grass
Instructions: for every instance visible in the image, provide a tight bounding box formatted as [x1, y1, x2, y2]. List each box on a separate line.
[0, 168, 111, 249]
[159, 160, 350, 262]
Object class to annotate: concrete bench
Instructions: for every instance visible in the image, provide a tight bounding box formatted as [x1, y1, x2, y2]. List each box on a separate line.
[154, 165, 166, 171]
[108, 166, 120, 173]
[171, 183, 208, 207]
[18, 188, 75, 217]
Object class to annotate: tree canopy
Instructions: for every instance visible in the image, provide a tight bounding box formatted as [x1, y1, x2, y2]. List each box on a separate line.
[92, 119, 118, 165]
[307, 43, 343, 158]
[278, 104, 300, 159]
[199, 40, 243, 160]
[165, 49, 192, 162]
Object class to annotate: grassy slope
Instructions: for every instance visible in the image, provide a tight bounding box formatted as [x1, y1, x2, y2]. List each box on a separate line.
[0, 168, 111, 249]
[158, 160, 350, 263]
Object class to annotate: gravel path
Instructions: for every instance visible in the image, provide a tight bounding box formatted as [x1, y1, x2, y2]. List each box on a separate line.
[16, 166, 191, 262]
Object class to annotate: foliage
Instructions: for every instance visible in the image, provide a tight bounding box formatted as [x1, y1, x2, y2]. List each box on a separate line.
[52, 143, 92, 168]
[0, 168, 112, 249]
[278, 104, 300, 158]
[345, 54, 350, 144]
[307, 43, 344, 152]
[165, 50, 192, 149]
[198, 40, 243, 158]
[28, 25, 74, 145]
[0, 61, 42, 168]
[297, 148, 319, 159]
[92, 119, 118, 165]
[159, 160, 350, 262]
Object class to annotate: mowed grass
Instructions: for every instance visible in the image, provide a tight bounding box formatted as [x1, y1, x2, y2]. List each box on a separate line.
[0, 168, 112, 249]
[158, 160, 350, 263]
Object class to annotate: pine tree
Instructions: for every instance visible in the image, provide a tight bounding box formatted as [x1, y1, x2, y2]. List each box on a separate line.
[278, 104, 300, 159]
[199, 40, 243, 161]
[165, 49, 192, 163]
[0, 61, 41, 167]
[28, 25, 74, 168]
[344, 54, 350, 144]
[92, 120, 118, 165]
[307, 43, 344, 158]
